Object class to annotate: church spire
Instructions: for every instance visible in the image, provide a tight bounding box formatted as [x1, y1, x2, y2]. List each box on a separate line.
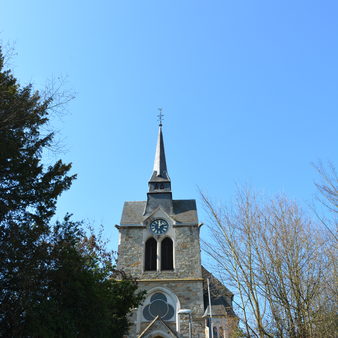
[149, 110, 171, 186]
[145, 113, 173, 215]
[152, 124, 170, 180]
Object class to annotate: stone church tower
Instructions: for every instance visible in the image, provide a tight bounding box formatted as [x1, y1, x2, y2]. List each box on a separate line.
[116, 122, 235, 338]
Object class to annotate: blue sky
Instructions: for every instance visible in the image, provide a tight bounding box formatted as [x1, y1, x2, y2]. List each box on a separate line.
[1, 0, 337, 250]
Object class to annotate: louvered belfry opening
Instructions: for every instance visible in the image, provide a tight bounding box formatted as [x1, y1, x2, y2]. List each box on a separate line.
[161, 237, 173, 270]
[145, 237, 157, 271]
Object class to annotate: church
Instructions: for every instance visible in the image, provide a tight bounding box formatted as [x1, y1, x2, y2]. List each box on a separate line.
[116, 121, 236, 338]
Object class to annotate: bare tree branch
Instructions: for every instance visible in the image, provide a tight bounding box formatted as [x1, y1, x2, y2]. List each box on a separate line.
[202, 189, 337, 338]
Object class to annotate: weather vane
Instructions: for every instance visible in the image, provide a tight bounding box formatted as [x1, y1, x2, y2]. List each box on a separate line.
[157, 108, 164, 126]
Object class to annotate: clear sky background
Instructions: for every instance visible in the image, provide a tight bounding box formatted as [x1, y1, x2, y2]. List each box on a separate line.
[1, 0, 337, 251]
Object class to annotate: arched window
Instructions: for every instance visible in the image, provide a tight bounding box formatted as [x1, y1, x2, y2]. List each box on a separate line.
[161, 237, 173, 270]
[145, 237, 157, 271]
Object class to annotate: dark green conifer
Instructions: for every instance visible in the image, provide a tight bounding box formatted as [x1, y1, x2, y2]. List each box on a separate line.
[0, 48, 144, 337]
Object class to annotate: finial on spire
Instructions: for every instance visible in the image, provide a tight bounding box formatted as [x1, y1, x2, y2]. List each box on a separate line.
[157, 108, 164, 127]
[150, 113, 170, 182]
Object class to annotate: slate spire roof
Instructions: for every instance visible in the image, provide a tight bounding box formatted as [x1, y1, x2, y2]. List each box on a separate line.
[149, 124, 170, 183]
[145, 123, 172, 214]
[120, 121, 199, 225]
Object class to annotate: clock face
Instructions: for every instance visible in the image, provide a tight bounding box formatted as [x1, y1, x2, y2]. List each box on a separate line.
[150, 219, 169, 235]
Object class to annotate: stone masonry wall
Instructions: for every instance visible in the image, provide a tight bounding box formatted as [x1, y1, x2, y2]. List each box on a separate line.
[174, 225, 202, 279]
[116, 227, 144, 274]
[127, 280, 206, 338]
[117, 225, 202, 280]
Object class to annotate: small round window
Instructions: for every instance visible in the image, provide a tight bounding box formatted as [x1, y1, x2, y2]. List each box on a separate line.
[143, 293, 175, 321]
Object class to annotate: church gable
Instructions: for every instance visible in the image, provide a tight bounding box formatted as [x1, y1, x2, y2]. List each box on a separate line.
[138, 315, 179, 338]
[143, 206, 174, 225]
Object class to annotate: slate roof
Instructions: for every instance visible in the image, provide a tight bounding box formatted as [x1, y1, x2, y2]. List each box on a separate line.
[203, 304, 230, 317]
[150, 125, 171, 182]
[120, 199, 198, 225]
[202, 266, 237, 317]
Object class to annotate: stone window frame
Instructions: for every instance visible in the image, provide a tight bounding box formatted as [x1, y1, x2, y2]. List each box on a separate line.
[144, 237, 157, 271]
[139, 287, 180, 326]
[211, 323, 225, 338]
[143, 235, 175, 272]
[160, 237, 174, 270]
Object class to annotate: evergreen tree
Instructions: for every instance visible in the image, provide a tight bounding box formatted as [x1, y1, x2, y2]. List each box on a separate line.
[0, 48, 144, 337]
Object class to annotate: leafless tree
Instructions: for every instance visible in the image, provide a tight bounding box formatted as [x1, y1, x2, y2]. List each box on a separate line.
[202, 188, 337, 338]
[313, 161, 338, 241]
